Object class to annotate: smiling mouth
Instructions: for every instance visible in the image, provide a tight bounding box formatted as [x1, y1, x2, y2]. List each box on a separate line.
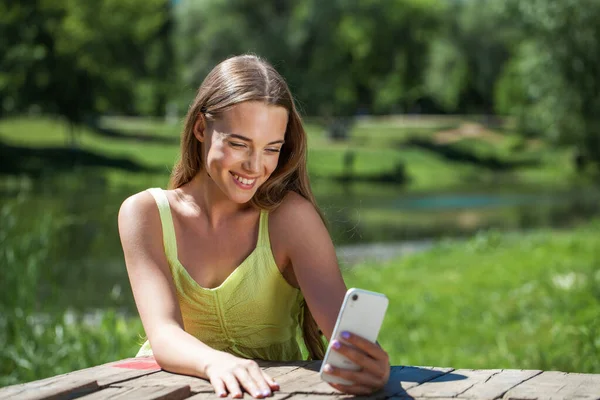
[230, 172, 257, 188]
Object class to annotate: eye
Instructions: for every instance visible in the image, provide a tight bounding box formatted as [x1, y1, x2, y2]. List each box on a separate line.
[229, 141, 246, 148]
[265, 148, 281, 153]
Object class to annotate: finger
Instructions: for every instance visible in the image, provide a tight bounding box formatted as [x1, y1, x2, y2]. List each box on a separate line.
[323, 363, 385, 389]
[339, 332, 388, 361]
[329, 382, 374, 396]
[261, 370, 280, 391]
[330, 339, 383, 376]
[247, 363, 272, 397]
[209, 377, 228, 398]
[234, 367, 263, 398]
[222, 374, 243, 399]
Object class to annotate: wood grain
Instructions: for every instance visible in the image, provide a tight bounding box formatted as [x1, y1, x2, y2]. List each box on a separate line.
[78, 384, 190, 400]
[503, 371, 600, 400]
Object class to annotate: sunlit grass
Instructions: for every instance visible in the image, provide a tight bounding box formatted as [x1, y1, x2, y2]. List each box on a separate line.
[0, 115, 580, 191]
[345, 221, 600, 373]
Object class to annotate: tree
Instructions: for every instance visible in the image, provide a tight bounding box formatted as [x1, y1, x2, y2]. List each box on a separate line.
[495, 0, 600, 169]
[0, 0, 173, 144]
[173, 0, 442, 119]
[424, 0, 510, 114]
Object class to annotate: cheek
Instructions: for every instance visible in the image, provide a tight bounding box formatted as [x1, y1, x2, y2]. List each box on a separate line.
[264, 155, 281, 175]
[206, 145, 241, 167]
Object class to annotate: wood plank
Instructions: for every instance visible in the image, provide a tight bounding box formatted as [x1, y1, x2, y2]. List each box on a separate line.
[274, 361, 340, 394]
[0, 378, 98, 400]
[262, 361, 314, 380]
[406, 369, 501, 398]
[113, 360, 313, 394]
[78, 384, 190, 400]
[113, 371, 213, 392]
[187, 391, 293, 400]
[458, 369, 542, 399]
[503, 371, 600, 400]
[0, 358, 160, 399]
[383, 366, 454, 397]
[286, 394, 389, 400]
[388, 398, 465, 400]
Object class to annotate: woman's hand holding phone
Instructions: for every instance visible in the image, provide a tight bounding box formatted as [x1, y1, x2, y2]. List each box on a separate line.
[322, 332, 390, 395]
[319, 288, 390, 395]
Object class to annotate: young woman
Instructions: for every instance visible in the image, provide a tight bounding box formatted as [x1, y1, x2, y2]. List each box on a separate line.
[118, 54, 390, 398]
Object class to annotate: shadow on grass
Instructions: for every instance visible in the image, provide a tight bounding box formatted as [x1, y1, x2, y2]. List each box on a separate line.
[402, 137, 539, 171]
[0, 138, 163, 178]
[87, 122, 179, 145]
[327, 162, 410, 186]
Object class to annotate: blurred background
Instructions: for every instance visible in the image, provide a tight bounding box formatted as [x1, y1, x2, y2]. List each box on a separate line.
[1, 0, 599, 386]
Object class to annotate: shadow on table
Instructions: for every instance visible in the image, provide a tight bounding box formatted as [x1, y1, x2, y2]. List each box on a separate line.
[384, 366, 467, 398]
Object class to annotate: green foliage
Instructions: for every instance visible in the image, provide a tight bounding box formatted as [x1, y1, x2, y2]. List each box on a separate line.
[495, 0, 600, 166]
[0, 198, 143, 387]
[174, 0, 443, 116]
[345, 222, 600, 372]
[0, 0, 173, 122]
[425, 0, 510, 113]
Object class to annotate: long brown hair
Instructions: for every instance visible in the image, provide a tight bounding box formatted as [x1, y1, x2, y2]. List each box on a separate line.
[169, 54, 325, 360]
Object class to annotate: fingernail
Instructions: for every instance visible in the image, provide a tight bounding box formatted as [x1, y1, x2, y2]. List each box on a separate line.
[218, 392, 227, 398]
[341, 331, 351, 339]
[332, 340, 341, 349]
[323, 364, 333, 372]
[263, 390, 271, 396]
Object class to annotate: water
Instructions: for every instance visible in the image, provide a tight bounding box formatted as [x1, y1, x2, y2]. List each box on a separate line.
[2, 175, 600, 316]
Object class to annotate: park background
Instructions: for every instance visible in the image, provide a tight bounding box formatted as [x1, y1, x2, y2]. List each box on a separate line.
[1, 0, 599, 386]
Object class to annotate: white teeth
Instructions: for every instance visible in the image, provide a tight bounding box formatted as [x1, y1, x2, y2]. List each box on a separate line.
[232, 173, 255, 185]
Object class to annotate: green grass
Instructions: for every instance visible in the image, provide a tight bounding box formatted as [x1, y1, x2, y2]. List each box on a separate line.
[3, 211, 598, 387]
[0, 199, 143, 387]
[345, 221, 600, 373]
[0, 115, 579, 191]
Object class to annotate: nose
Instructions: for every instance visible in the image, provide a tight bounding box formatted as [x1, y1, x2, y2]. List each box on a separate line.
[243, 149, 261, 174]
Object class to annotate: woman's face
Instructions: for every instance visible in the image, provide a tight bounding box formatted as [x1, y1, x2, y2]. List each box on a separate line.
[199, 101, 288, 204]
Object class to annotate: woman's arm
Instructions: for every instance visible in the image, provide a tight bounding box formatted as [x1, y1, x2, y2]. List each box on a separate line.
[270, 192, 347, 340]
[271, 192, 390, 395]
[118, 192, 276, 399]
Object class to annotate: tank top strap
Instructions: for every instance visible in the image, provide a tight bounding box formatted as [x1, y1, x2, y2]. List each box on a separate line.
[147, 188, 178, 261]
[257, 210, 271, 248]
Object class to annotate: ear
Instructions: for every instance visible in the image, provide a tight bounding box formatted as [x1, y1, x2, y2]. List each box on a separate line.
[192, 114, 206, 142]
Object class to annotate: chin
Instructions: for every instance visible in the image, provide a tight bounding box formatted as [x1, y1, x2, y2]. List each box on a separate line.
[228, 185, 259, 204]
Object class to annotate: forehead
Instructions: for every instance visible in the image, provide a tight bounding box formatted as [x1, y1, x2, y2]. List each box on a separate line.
[214, 101, 288, 140]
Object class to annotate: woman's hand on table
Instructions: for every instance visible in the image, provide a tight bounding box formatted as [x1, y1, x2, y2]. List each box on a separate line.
[203, 352, 279, 398]
[322, 331, 391, 395]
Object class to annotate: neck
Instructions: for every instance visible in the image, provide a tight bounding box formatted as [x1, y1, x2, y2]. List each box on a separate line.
[179, 172, 252, 227]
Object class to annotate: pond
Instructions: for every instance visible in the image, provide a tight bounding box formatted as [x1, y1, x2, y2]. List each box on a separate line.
[2, 174, 600, 316]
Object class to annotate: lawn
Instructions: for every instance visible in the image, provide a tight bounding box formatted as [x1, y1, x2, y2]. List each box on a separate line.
[345, 221, 600, 373]
[2, 213, 598, 386]
[0, 115, 579, 191]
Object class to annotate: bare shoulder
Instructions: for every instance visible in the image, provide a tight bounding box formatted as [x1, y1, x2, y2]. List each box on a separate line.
[117, 189, 161, 237]
[270, 191, 323, 234]
[269, 190, 330, 260]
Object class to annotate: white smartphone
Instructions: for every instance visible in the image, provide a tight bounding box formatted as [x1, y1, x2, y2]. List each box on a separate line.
[319, 288, 389, 385]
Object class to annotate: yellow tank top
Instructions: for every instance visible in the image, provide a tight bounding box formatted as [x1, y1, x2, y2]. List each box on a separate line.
[136, 188, 304, 361]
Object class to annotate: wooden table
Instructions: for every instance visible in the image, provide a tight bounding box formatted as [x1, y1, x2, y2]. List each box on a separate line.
[1, 357, 599, 400]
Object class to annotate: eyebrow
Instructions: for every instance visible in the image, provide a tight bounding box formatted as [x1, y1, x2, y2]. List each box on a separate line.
[226, 133, 285, 145]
